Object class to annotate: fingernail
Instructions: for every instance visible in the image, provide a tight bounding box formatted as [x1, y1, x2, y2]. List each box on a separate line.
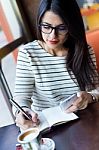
[77, 92, 80, 97]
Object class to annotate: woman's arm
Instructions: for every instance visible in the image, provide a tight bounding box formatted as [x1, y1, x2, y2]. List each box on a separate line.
[13, 45, 35, 115]
[87, 45, 99, 102]
[66, 46, 99, 113]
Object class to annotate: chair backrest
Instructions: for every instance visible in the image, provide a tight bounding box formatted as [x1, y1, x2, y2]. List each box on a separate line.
[0, 35, 27, 126]
[0, 35, 26, 101]
[86, 28, 99, 72]
[0, 36, 26, 61]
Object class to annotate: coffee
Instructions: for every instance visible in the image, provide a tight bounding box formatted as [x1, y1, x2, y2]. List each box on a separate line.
[19, 129, 38, 141]
[17, 128, 40, 150]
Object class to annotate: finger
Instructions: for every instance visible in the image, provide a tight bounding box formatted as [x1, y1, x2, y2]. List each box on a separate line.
[65, 105, 78, 113]
[36, 118, 40, 125]
[77, 96, 88, 110]
[78, 102, 88, 110]
[15, 113, 26, 125]
[22, 108, 40, 124]
[16, 119, 38, 130]
[73, 96, 82, 106]
[16, 123, 27, 130]
[16, 114, 39, 128]
[31, 113, 39, 123]
[73, 96, 87, 109]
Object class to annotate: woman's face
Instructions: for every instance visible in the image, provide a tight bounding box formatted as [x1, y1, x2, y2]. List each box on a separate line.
[40, 11, 68, 50]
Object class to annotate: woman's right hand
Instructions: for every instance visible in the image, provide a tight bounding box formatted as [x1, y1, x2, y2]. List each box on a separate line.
[15, 107, 40, 130]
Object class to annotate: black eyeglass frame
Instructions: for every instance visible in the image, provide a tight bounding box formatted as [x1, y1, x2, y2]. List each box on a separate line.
[38, 23, 68, 35]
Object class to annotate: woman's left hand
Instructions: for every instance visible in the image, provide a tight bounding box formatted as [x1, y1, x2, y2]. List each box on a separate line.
[66, 91, 92, 113]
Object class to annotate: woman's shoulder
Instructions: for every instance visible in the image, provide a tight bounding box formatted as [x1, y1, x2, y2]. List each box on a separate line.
[22, 40, 39, 49]
[18, 40, 43, 58]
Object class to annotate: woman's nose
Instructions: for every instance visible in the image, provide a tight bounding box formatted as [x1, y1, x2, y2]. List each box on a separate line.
[49, 29, 57, 38]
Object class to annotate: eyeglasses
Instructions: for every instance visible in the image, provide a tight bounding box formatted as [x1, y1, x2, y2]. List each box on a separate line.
[39, 23, 68, 35]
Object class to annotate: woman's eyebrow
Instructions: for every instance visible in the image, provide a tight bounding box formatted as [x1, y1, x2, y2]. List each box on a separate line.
[41, 22, 52, 26]
[41, 22, 65, 26]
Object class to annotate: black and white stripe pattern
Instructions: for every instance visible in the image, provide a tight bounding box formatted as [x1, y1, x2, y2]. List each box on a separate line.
[13, 40, 97, 113]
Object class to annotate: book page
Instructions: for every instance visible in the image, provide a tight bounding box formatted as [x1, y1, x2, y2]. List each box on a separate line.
[60, 94, 77, 111]
[42, 106, 78, 127]
[38, 112, 50, 132]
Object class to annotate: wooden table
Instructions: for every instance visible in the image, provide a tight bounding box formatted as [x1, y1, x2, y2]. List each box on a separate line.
[0, 103, 99, 150]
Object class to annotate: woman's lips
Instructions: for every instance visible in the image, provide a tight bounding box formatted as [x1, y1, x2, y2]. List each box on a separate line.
[48, 40, 59, 44]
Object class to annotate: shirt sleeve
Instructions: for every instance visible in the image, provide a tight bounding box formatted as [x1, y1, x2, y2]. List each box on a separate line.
[88, 45, 97, 70]
[87, 45, 99, 101]
[12, 45, 35, 115]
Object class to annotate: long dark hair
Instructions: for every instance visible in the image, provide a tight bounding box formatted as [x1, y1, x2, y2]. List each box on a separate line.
[36, 0, 99, 90]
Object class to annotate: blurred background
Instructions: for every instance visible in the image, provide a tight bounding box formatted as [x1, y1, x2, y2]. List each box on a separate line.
[0, 0, 99, 127]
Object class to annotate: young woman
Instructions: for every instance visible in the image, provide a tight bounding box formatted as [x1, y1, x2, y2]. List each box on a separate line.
[13, 0, 99, 130]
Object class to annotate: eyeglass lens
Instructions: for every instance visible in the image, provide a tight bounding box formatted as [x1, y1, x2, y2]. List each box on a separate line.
[39, 23, 68, 35]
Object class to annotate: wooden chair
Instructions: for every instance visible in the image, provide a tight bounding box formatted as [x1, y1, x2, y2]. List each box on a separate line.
[0, 35, 27, 126]
[86, 28, 99, 72]
[0, 36, 26, 102]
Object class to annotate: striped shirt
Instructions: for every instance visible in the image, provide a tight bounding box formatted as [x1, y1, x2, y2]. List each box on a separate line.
[13, 40, 98, 114]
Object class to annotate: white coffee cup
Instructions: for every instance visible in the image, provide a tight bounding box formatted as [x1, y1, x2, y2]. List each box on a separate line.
[17, 128, 40, 150]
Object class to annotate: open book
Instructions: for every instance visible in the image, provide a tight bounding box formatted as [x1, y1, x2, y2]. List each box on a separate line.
[38, 106, 78, 133]
[11, 94, 78, 134]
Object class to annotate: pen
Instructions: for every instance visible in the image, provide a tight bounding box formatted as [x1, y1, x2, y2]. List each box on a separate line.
[10, 98, 32, 120]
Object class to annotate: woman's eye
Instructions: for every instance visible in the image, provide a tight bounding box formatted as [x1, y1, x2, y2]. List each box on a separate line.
[58, 26, 66, 30]
[43, 25, 50, 29]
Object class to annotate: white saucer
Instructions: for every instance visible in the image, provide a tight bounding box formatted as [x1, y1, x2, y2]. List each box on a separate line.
[40, 138, 55, 150]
